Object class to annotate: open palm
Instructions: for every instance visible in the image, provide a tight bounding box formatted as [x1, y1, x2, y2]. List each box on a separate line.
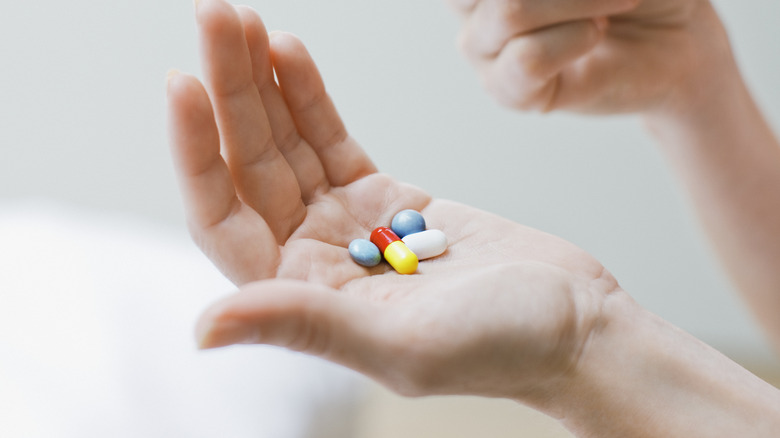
[168, 0, 617, 399]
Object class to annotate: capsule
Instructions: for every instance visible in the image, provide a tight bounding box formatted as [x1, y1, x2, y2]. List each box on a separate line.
[402, 229, 447, 260]
[370, 227, 418, 275]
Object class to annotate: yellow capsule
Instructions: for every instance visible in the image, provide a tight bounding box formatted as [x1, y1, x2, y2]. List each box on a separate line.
[383, 240, 418, 275]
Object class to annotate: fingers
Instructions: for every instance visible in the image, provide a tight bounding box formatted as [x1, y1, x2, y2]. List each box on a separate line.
[270, 32, 377, 187]
[196, 280, 394, 380]
[458, 0, 639, 59]
[453, 0, 641, 112]
[167, 71, 280, 284]
[197, 0, 305, 242]
[479, 18, 607, 110]
[167, 71, 237, 229]
[235, 6, 331, 202]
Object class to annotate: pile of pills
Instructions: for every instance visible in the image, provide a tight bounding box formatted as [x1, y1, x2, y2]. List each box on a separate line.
[348, 209, 448, 274]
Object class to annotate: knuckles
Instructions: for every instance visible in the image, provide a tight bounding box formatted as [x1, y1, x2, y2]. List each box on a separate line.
[480, 63, 560, 112]
[456, 0, 537, 60]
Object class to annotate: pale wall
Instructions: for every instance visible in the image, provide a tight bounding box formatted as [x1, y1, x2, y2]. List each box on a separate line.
[1, 0, 778, 365]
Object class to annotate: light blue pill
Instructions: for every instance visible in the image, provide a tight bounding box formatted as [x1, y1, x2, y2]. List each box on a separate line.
[348, 239, 382, 267]
[391, 209, 426, 238]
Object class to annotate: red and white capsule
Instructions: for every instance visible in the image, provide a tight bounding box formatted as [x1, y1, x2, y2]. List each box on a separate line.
[370, 227, 418, 275]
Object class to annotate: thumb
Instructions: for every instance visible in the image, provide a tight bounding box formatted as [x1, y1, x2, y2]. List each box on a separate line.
[195, 279, 391, 375]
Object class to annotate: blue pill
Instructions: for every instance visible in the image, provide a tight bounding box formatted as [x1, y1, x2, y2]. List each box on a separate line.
[391, 209, 426, 238]
[348, 239, 382, 267]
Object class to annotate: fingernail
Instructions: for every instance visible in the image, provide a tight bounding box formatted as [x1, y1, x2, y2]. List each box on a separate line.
[268, 30, 284, 41]
[194, 0, 204, 20]
[165, 69, 180, 95]
[166, 68, 180, 82]
[196, 319, 261, 350]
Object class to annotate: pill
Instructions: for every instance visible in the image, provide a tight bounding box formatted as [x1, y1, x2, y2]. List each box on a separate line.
[348, 238, 382, 267]
[390, 209, 426, 238]
[370, 227, 418, 275]
[402, 229, 448, 260]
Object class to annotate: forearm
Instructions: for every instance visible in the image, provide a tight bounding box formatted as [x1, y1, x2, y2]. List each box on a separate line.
[538, 291, 780, 437]
[642, 44, 780, 351]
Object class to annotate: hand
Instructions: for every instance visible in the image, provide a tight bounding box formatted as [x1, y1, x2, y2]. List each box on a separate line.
[167, 0, 618, 400]
[447, 0, 733, 114]
[167, 0, 381, 286]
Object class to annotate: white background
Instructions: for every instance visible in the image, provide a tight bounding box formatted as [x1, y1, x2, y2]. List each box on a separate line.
[1, 0, 778, 366]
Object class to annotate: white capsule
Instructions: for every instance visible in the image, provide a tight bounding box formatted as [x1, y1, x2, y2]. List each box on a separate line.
[401, 229, 447, 260]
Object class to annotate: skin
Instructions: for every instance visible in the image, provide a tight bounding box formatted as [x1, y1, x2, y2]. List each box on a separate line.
[448, 0, 725, 113]
[168, 0, 613, 400]
[450, 0, 780, 352]
[167, 0, 780, 436]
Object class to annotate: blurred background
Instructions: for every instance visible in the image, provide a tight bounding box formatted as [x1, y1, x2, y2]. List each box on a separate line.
[1, 0, 778, 436]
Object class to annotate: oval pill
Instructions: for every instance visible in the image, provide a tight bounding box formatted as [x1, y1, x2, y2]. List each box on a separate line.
[402, 229, 448, 260]
[370, 227, 418, 274]
[390, 209, 426, 238]
[348, 239, 381, 267]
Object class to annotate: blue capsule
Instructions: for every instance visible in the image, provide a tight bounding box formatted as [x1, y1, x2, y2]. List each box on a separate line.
[390, 209, 426, 238]
[348, 238, 382, 267]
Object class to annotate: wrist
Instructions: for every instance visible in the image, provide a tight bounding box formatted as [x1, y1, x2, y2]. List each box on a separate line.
[533, 290, 780, 437]
[642, 2, 743, 130]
